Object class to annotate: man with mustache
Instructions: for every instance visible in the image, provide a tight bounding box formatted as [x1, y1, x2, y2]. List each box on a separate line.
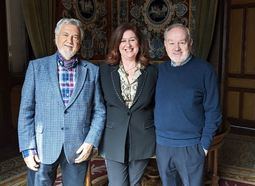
[18, 18, 105, 186]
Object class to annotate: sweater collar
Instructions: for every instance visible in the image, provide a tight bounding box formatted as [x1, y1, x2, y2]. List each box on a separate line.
[171, 54, 192, 67]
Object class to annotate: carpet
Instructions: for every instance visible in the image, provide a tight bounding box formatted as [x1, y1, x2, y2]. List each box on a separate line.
[219, 179, 255, 186]
[1, 155, 254, 186]
[219, 133, 255, 185]
[0, 156, 107, 186]
[0, 156, 27, 186]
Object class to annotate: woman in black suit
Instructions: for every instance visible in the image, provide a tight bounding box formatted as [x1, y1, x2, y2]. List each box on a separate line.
[99, 23, 157, 186]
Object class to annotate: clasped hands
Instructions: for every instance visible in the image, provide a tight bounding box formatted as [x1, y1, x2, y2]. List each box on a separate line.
[24, 143, 93, 170]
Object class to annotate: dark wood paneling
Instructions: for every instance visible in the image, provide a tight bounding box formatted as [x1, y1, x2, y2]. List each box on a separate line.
[0, 1, 17, 148]
[224, 0, 255, 135]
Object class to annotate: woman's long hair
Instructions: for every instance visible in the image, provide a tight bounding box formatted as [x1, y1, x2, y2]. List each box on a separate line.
[106, 23, 150, 66]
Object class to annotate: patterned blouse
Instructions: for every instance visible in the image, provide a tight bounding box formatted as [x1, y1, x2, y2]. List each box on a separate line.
[118, 62, 143, 108]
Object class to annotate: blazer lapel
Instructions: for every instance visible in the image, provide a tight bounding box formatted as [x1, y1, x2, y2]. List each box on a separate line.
[111, 66, 125, 105]
[65, 61, 87, 109]
[132, 69, 147, 107]
[48, 54, 65, 107]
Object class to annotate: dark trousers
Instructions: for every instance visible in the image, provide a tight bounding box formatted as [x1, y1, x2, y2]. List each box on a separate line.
[156, 144, 205, 186]
[105, 158, 149, 186]
[27, 150, 88, 186]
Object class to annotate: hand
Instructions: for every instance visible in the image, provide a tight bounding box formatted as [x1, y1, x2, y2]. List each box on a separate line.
[203, 148, 208, 156]
[75, 143, 93, 163]
[24, 154, 40, 171]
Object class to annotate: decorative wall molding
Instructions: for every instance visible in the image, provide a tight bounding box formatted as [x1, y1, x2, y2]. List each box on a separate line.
[57, 0, 191, 60]
[128, 0, 190, 59]
[58, 0, 110, 59]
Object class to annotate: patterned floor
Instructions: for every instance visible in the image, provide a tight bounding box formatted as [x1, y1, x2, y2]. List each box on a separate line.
[1, 136, 255, 186]
[0, 156, 107, 186]
[0, 156, 27, 186]
[219, 133, 255, 185]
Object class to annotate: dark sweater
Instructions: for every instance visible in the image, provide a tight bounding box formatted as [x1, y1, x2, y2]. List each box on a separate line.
[154, 57, 222, 150]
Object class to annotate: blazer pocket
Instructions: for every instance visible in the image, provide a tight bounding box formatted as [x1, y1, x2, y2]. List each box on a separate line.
[36, 125, 44, 134]
[144, 120, 154, 129]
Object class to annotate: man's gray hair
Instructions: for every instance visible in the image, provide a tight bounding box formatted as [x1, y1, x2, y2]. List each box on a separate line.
[55, 18, 84, 41]
[164, 23, 192, 44]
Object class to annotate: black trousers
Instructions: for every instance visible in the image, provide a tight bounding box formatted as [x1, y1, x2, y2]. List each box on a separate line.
[156, 144, 205, 186]
[105, 158, 149, 186]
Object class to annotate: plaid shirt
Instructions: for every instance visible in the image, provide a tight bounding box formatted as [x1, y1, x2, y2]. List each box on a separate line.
[58, 64, 76, 106]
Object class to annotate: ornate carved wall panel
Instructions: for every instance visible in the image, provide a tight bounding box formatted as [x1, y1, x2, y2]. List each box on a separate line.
[57, 0, 191, 60]
[119, 0, 190, 60]
[57, 0, 111, 60]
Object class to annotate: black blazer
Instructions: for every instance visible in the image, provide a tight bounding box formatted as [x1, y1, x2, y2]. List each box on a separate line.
[99, 63, 157, 163]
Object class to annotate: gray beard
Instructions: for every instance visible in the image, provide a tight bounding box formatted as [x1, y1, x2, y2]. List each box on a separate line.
[58, 49, 76, 60]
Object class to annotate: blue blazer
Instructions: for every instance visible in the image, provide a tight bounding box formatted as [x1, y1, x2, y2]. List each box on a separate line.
[18, 53, 106, 164]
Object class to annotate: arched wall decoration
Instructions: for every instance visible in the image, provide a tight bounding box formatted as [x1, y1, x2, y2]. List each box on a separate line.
[142, 0, 174, 33]
[128, 0, 190, 60]
[58, 0, 110, 60]
[74, 0, 97, 22]
[57, 0, 192, 61]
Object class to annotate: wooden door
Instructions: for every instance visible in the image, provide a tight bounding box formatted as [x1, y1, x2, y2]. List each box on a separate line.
[224, 0, 255, 135]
